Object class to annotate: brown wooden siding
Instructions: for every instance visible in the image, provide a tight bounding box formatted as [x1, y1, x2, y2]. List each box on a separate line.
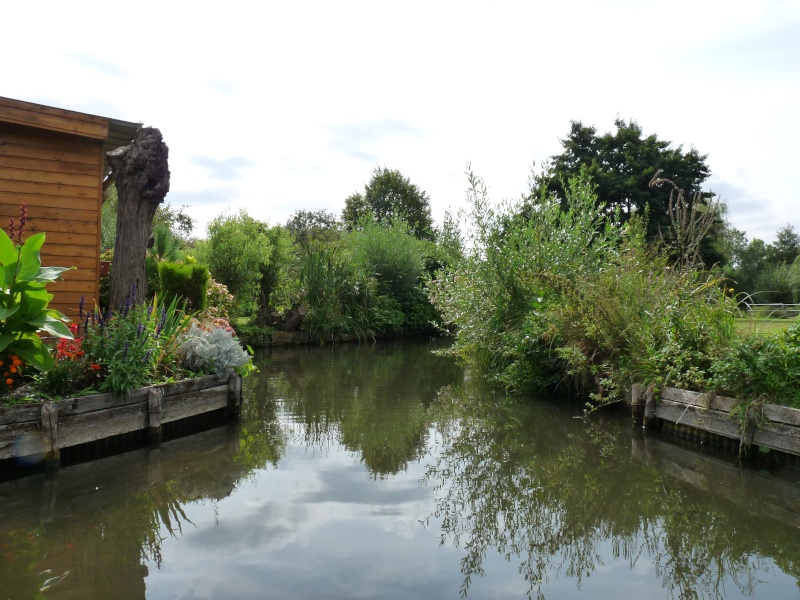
[0, 121, 105, 320]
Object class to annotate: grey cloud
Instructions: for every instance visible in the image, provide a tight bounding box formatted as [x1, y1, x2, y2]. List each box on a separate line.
[191, 156, 256, 181]
[67, 53, 127, 78]
[328, 119, 429, 163]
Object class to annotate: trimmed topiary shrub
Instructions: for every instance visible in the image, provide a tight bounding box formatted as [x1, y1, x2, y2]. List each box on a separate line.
[158, 262, 210, 312]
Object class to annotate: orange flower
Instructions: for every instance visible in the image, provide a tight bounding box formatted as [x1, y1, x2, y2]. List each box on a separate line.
[3, 372, 7, 378]
[12, 358, 21, 366]
[9, 367, 16, 374]
[5, 379, 13, 386]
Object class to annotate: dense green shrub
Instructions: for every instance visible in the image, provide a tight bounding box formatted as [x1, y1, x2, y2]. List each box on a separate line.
[202, 210, 272, 308]
[428, 169, 737, 401]
[299, 241, 376, 338]
[711, 322, 800, 408]
[346, 219, 426, 302]
[158, 262, 210, 312]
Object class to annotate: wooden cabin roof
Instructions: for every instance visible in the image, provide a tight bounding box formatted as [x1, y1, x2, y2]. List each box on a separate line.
[0, 96, 141, 171]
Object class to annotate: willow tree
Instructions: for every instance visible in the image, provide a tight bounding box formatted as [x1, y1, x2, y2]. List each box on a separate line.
[106, 127, 170, 308]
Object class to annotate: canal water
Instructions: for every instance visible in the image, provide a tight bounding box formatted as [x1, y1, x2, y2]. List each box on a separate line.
[1, 339, 799, 599]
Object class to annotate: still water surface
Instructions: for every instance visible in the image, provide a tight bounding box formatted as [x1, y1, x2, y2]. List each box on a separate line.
[1, 339, 799, 599]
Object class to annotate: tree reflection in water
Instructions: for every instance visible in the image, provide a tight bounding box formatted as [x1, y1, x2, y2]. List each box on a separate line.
[250, 341, 463, 478]
[423, 382, 800, 599]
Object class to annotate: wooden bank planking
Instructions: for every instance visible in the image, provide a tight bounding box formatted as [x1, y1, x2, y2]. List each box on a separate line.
[0, 374, 242, 465]
[0, 96, 140, 320]
[651, 387, 800, 457]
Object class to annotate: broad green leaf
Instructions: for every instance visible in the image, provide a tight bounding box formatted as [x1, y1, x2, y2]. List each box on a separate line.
[11, 336, 55, 372]
[0, 229, 16, 269]
[16, 232, 45, 282]
[0, 305, 19, 320]
[34, 265, 74, 282]
[0, 334, 13, 354]
[40, 316, 73, 338]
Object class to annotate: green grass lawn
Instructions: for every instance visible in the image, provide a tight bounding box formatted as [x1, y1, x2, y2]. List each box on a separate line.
[735, 317, 797, 336]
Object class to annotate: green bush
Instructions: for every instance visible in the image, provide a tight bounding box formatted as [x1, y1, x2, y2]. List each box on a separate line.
[711, 322, 800, 408]
[346, 219, 426, 302]
[428, 169, 737, 401]
[158, 262, 210, 312]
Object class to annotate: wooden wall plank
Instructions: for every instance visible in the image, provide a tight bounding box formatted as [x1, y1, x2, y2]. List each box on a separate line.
[7, 218, 96, 235]
[0, 166, 97, 188]
[0, 191, 98, 215]
[0, 140, 98, 165]
[0, 178, 97, 199]
[0, 127, 100, 158]
[0, 154, 99, 177]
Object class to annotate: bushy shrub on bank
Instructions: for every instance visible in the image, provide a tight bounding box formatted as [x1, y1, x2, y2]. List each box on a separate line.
[428, 170, 738, 404]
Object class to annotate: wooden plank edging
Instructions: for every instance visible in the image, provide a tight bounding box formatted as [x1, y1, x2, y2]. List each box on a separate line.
[648, 387, 800, 457]
[0, 375, 242, 466]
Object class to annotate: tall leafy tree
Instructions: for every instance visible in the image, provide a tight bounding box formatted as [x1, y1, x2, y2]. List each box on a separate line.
[286, 209, 341, 247]
[343, 166, 434, 240]
[534, 119, 712, 243]
[767, 224, 800, 265]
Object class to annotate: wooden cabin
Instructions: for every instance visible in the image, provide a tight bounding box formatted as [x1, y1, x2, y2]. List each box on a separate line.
[0, 96, 139, 320]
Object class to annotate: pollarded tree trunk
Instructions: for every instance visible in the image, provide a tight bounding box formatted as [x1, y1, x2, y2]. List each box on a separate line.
[106, 127, 170, 309]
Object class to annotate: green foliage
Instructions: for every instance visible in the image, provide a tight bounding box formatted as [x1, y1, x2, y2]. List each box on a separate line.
[534, 119, 712, 246]
[429, 168, 737, 401]
[233, 320, 273, 348]
[298, 241, 376, 338]
[148, 223, 182, 263]
[343, 166, 434, 240]
[345, 219, 426, 302]
[0, 219, 73, 373]
[178, 323, 253, 376]
[158, 262, 210, 312]
[286, 209, 342, 247]
[82, 295, 192, 395]
[258, 225, 296, 311]
[711, 322, 800, 408]
[101, 186, 118, 252]
[203, 210, 272, 310]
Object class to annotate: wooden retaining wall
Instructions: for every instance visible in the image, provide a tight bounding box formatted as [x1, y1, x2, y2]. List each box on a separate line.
[0, 374, 242, 466]
[632, 386, 800, 457]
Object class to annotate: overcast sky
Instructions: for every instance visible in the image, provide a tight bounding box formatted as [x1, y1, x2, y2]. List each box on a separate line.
[4, 0, 798, 243]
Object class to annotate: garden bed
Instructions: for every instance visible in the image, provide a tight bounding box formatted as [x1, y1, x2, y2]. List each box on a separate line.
[645, 387, 800, 457]
[0, 374, 242, 466]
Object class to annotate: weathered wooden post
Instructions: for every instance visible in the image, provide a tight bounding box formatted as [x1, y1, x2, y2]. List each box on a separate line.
[643, 383, 658, 430]
[227, 374, 242, 418]
[41, 402, 59, 466]
[631, 383, 645, 424]
[148, 387, 164, 442]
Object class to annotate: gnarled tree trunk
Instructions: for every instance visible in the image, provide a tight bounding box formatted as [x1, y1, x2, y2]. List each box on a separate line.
[106, 127, 170, 309]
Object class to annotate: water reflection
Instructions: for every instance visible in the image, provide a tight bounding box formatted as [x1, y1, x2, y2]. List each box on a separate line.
[0, 410, 287, 598]
[424, 381, 800, 599]
[248, 340, 463, 477]
[0, 340, 799, 599]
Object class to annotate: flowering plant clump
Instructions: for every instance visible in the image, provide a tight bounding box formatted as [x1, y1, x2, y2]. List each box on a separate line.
[0, 205, 74, 375]
[17, 288, 256, 403]
[80, 290, 193, 396]
[0, 353, 25, 391]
